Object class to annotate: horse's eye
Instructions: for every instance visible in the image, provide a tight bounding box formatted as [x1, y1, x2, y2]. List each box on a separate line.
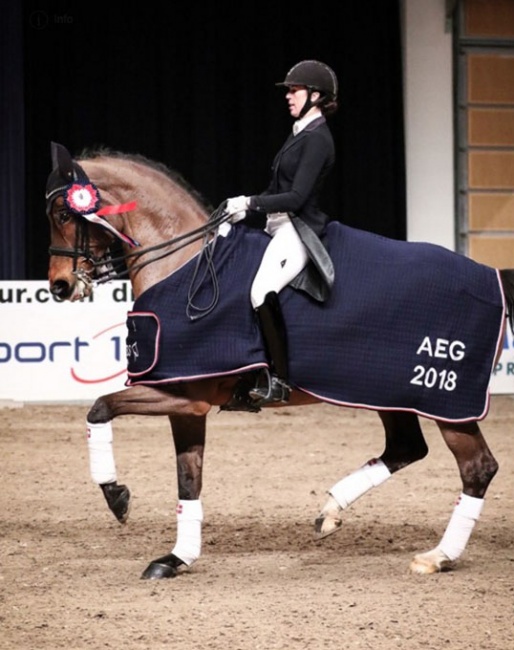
[57, 212, 72, 225]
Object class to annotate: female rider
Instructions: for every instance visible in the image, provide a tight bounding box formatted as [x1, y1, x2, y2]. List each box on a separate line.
[225, 60, 339, 405]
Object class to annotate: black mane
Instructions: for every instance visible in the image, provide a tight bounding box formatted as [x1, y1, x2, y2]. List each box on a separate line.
[78, 146, 212, 210]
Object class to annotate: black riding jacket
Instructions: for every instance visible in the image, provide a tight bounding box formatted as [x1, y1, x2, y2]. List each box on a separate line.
[248, 116, 335, 236]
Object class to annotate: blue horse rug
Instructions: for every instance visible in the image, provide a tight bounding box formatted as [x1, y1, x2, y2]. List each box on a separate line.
[125, 222, 505, 422]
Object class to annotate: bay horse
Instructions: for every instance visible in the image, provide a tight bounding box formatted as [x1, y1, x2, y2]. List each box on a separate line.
[46, 142, 514, 579]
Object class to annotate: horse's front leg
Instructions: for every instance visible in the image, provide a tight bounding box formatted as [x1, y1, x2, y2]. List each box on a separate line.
[85, 385, 210, 526]
[141, 413, 206, 580]
[410, 420, 498, 574]
[315, 411, 428, 538]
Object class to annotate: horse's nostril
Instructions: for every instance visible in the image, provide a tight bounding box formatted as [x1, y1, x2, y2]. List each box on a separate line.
[50, 280, 70, 300]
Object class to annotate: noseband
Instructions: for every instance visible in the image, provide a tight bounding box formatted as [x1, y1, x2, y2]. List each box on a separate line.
[48, 217, 97, 262]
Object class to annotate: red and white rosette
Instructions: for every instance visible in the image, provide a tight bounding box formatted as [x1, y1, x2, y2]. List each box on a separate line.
[65, 183, 100, 214]
[63, 182, 139, 247]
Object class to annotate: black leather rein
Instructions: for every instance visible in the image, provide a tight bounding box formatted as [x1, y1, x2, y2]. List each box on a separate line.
[48, 201, 230, 285]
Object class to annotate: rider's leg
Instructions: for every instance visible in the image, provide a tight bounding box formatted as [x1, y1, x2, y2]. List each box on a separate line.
[249, 291, 290, 402]
[249, 221, 308, 404]
[250, 220, 309, 309]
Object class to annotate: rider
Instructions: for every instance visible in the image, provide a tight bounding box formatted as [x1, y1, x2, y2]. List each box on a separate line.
[225, 60, 339, 405]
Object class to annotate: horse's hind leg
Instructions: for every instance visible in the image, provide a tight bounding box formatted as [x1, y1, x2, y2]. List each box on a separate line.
[315, 411, 428, 538]
[410, 420, 498, 574]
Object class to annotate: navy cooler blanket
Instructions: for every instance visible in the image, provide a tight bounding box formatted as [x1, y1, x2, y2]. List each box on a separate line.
[126, 222, 505, 422]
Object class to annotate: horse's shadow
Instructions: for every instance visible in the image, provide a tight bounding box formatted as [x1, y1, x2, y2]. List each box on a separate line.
[4, 514, 430, 557]
[199, 517, 437, 557]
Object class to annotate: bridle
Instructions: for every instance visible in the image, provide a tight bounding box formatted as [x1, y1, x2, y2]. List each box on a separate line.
[48, 201, 226, 270]
[48, 191, 231, 320]
[46, 145, 231, 317]
[46, 153, 230, 285]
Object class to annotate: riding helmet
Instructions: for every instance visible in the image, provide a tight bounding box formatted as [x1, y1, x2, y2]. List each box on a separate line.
[276, 60, 338, 99]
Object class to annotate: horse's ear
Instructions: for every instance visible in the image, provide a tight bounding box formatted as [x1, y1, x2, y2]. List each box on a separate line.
[50, 142, 74, 181]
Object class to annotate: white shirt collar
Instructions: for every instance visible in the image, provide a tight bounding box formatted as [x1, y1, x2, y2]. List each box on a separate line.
[292, 110, 322, 136]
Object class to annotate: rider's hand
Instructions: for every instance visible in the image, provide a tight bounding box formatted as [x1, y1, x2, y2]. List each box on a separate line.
[226, 196, 249, 222]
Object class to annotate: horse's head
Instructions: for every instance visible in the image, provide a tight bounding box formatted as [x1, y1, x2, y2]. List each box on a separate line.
[46, 143, 221, 302]
[46, 143, 135, 301]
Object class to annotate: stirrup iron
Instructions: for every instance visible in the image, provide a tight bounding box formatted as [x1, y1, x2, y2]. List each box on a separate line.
[248, 368, 291, 405]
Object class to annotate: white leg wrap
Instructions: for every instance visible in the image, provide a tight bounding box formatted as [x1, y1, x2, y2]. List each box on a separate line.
[329, 459, 391, 509]
[171, 500, 203, 566]
[437, 493, 484, 561]
[86, 420, 117, 485]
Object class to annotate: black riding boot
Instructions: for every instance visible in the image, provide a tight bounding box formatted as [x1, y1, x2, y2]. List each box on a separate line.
[249, 291, 291, 405]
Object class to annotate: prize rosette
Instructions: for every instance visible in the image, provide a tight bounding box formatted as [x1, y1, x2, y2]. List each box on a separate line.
[65, 183, 100, 215]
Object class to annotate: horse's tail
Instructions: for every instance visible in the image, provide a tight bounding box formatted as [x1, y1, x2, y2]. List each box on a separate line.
[499, 269, 514, 333]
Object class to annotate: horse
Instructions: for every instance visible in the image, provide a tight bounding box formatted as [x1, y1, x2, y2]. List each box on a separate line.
[45, 142, 514, 580]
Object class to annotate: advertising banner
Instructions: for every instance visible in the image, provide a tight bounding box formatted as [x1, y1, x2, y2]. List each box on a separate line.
[491, 324, 514, 394]
[0, 280, 133, 402]
[1, 280, 513, 403]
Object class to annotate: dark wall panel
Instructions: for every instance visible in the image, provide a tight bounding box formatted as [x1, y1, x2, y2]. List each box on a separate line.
[18, 0, 405, 279]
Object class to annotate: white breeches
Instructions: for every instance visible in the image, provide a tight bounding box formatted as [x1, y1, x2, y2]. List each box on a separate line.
[250, 215, 309, 309]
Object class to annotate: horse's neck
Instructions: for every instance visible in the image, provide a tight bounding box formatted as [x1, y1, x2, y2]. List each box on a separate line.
[83, 159, 208, 298]
[129, 192, 208, 298]
[130, 192, 206, 297]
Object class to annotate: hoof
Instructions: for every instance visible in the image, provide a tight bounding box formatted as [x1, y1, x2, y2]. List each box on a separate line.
[314, 496, 343, 540]
[314, 513, 342, 539]
[410, 548, 452, 574]
[141, 554, 185, 580]
[100, 482, 131, 524]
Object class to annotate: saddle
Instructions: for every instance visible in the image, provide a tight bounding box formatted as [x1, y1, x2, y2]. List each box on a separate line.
[288, 216, 334, 302]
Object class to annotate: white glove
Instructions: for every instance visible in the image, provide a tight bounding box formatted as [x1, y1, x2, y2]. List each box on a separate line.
[225, 195, 249, 223]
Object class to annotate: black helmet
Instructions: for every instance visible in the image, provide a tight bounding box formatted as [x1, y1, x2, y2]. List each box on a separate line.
[276, 60, 338, 99]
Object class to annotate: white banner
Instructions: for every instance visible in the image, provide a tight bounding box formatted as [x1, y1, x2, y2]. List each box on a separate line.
[491, 324, 514, 394]
[1, 280, 513, 402]
[0, 280, 133, 402]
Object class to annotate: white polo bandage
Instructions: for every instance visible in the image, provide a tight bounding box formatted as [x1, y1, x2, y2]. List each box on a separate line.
[86, 420, 117, 485]
[171, 499, 204, 566]
[329, 458, 391, 509]
[437, 493, 484, 561]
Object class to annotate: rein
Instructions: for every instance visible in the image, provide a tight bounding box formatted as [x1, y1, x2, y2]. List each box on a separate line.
[48, 202, 229, 282]
[98, 202, 229, 283]
[49, 200, 230, 319]
[46, 146, 230, 318]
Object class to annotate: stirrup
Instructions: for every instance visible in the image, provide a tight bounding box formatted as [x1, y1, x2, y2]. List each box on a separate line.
[248, 368, 291, 405]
